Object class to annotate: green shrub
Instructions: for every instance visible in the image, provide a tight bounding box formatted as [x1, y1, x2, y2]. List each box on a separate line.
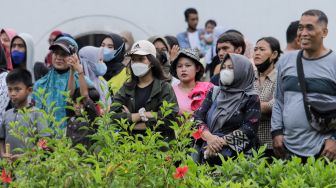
[1, 94, 336, 187]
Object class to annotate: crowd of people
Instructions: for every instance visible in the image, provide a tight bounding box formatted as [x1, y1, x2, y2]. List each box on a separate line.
[0, 8, 336, 164]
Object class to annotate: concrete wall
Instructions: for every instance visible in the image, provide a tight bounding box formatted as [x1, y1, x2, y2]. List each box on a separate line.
[1, 0, 335, 61]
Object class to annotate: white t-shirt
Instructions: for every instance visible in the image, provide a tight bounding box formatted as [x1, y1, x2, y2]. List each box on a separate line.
[188, 31, 201, 50]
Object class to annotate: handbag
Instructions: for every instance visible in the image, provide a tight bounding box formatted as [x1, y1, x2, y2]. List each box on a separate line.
[296, 50, 336, 133]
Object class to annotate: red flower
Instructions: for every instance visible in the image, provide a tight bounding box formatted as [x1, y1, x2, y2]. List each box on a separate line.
[192, 129, 202, 140]
[37, 139, 48, 150]
[1, 169, 12, 183]
[174, 166, 188, 179]
[192, 126, 205, 140]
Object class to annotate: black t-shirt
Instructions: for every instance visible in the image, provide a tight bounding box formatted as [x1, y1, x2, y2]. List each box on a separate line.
[134, 81, 154, 112]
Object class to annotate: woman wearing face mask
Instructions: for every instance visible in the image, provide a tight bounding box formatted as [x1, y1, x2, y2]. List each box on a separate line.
[171, 48, 213, 115]
[253, 37, 282, 159]
[149, 36, 181, 86]
[110, 40, 179, 142]
[100, 33, 129, 95]
[79, 46, 111, 111]
[193, 53, 260, 165]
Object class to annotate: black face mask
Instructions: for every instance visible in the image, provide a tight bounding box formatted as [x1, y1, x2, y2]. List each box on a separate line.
[158, 51, 168, 65]
[256, 58, 272, 73]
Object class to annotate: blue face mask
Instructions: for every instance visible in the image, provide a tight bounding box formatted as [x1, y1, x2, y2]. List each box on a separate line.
[11, 51, 26, 65]
[93, 63, 107, 76]
[103, 48, 117, 62]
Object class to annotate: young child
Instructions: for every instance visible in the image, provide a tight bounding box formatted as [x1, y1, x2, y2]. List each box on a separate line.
[0, 69, 50, 160]
[66, 88, 99, 149]
[201, 20, 217, 54]
[66, 54, 99, 149]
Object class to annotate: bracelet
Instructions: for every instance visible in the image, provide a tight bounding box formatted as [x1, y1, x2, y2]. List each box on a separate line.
[78, 71, 84, 75]
[138, 107, 148, 122]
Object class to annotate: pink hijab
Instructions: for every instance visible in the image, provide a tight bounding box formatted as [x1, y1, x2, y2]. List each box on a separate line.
[1, 28, 17, 70]
[1, 28, 17, 40]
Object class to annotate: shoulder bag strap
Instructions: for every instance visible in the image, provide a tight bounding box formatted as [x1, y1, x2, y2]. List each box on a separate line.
[296, 50, 312, 121]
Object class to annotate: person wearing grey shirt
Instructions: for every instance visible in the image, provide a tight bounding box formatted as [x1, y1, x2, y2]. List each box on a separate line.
[272, 9, 336, 160]
[0, 69, 50, 161]
[1, 107, 49, 153]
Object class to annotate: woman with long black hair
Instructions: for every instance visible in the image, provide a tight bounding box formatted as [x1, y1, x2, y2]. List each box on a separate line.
[110, 40, 178, 141]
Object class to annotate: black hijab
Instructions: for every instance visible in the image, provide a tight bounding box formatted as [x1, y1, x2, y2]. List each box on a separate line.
[102, 33, 126, 81]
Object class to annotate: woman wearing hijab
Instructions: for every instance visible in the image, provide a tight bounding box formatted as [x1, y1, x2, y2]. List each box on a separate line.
[79, 46, 111, 111]
[0, 28, 17, 70]
[33, 36, 92, 129]
[100, 33, 129, 95]
[148, 36, 172, 79]
[0, 44, 10, 127]
[193, 53, 260, 165]
[253, 37, 282, 158]
[110, 40, 178, 142]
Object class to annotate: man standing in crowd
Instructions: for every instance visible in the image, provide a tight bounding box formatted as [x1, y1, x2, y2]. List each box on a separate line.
[284, 20, 301, 51]
[272, 9, 336, 160]
[176, 8, 204, 56]
[209, 32, 246, 85]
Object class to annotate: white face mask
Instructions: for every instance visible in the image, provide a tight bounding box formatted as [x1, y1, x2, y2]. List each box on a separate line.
[131, 62, 151, 77]
[220, 69, 234, 85]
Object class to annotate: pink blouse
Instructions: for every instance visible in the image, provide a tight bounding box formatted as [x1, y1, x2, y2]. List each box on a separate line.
[173, 82, 214, 114]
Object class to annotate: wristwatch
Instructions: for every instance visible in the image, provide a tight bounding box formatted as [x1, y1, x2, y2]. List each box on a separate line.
[138, 107, 148, 122]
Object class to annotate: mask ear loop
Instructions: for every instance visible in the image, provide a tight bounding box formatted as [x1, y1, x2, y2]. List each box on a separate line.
[114, 43, 125, 56]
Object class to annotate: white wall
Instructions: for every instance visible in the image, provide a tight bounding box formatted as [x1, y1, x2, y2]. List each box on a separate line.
[1, 0, 335, 61]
